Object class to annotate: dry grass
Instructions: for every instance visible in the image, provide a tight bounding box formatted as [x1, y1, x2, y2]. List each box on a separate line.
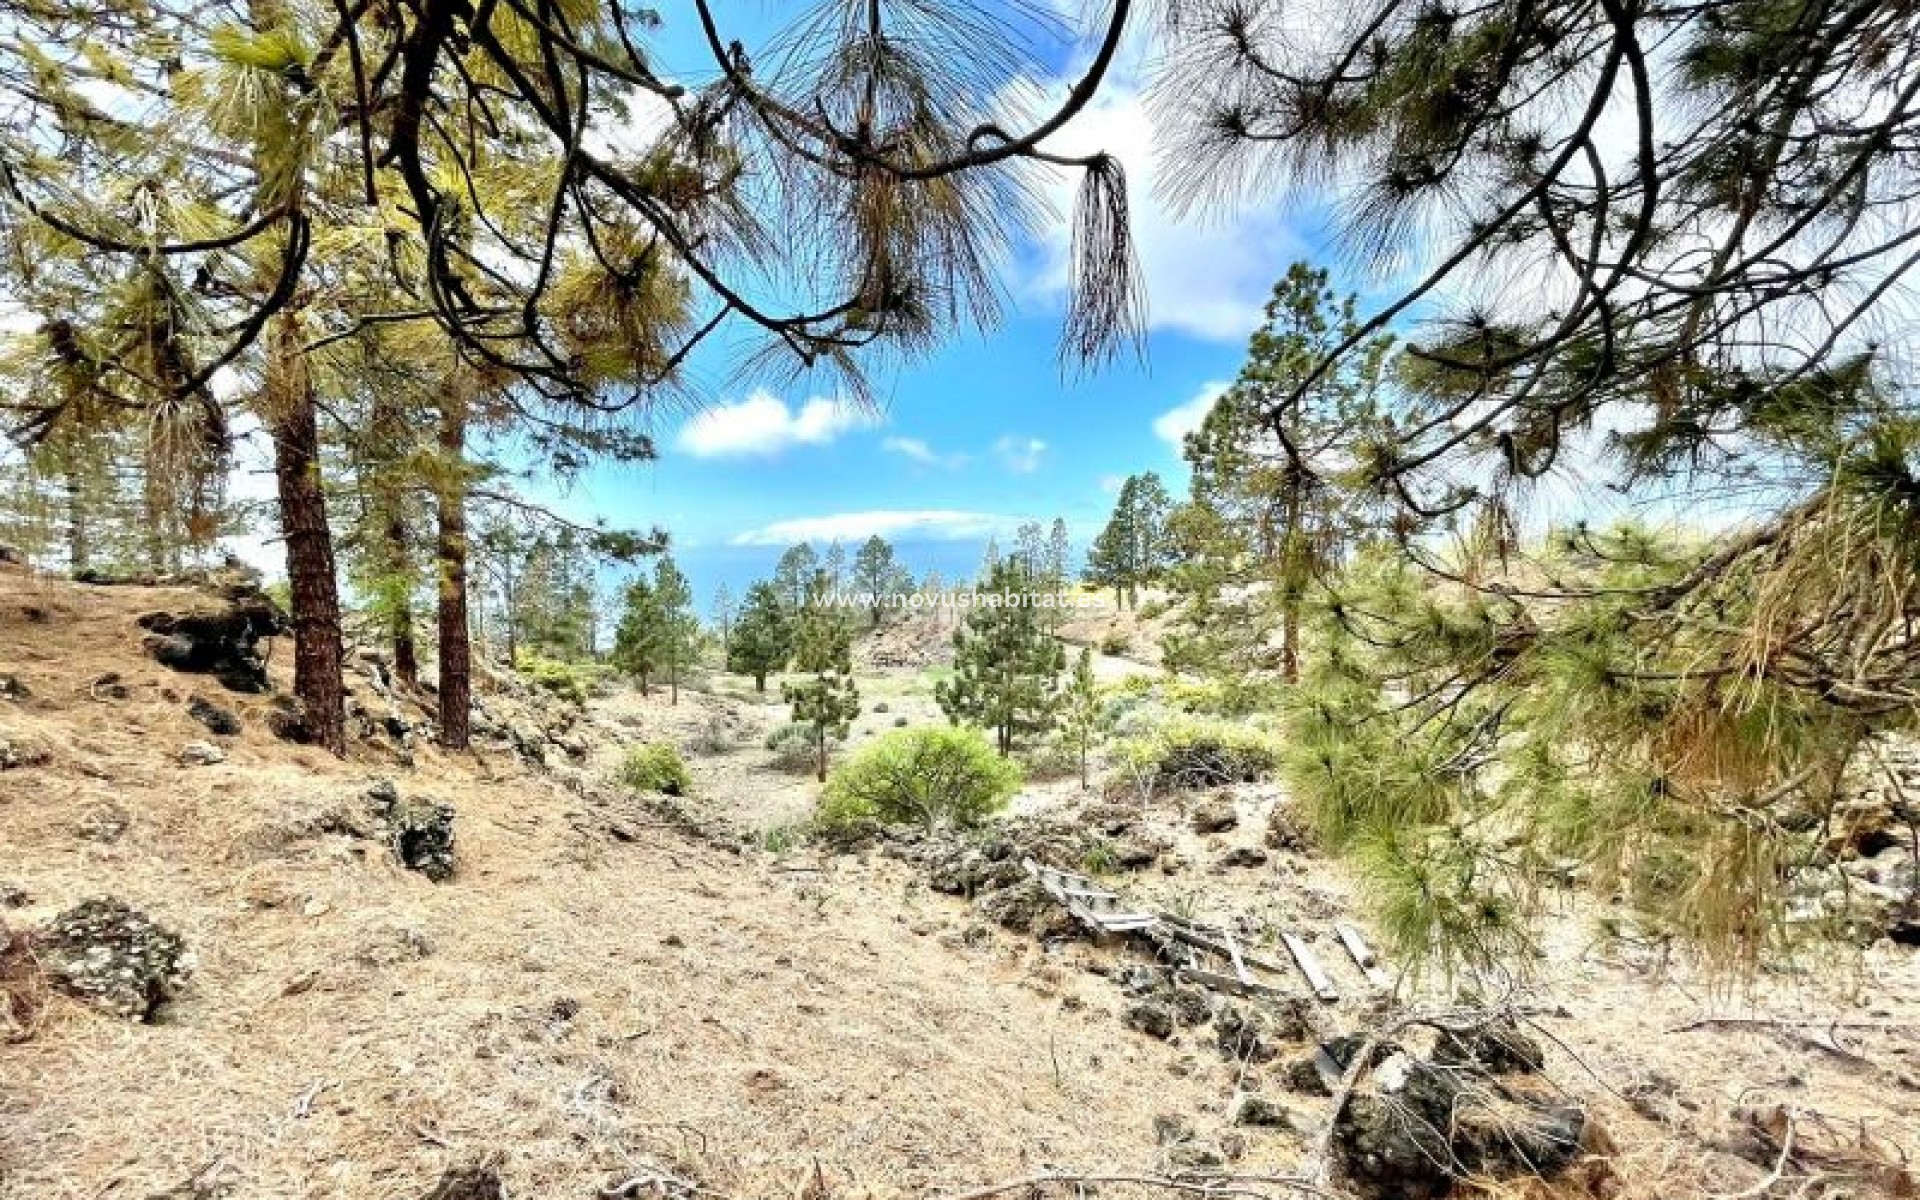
[0, 574, 1290, 1200]
[2, 572, 1918, 1200]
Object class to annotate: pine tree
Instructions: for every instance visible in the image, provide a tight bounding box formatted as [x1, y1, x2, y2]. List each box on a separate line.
[1174, 263, 1394, 682]
[1084, 517, 1130, 609]
[728, 582, 791, 693]
[1087, 477, 1170, 609]
[851, 535, 904, 628]
[783, 572, 859, 782]
[822, 539, 848, 590]
[772, 544, 821, 612]
[612, 576, 667, 696]
[936, 558, 1066, 755]
[1046, 519, 1072, 591]
[1060, 647, 1102, 790]
[1013, 521, 1047, 576]
[653, 555, 695, 705]
[712, 583, 737, 656]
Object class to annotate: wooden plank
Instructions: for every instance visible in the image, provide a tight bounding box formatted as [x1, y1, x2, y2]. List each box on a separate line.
[1281, 931, 1340, 1002]
[1158, 923, 1294, 978]
[1222, 928, 1253, 987]
[1176, 965, 1285, 998]
[1335, 923, 1391, 989]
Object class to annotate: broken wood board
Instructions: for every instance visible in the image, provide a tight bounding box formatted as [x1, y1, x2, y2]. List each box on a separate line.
[1335, 923, 1391, 989]
[1281, 931, 1340, 1002]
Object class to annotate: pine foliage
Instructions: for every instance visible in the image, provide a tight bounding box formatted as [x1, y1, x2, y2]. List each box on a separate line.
[936, 558, 1065, 755]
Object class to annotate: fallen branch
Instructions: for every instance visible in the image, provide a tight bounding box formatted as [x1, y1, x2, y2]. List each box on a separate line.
[930, 1171, 1343, 1200]
[1712, 1105, 1796, 1200]
[1669, 1016, 1916, 1070]
[1669, 1016, 1917, 1035]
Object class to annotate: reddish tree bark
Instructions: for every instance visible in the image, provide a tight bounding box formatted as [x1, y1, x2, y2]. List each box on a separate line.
[268, 316, 347, 756]
[436, 397, 471, 750]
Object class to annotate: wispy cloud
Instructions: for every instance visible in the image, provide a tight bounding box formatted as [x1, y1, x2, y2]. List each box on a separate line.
[882, 435, 969, 470]
[676, 390, 876, 458]
[731, 510, 1021, 546]
[994, 435, 1049, 474]
[1152, 380, 1229, 448]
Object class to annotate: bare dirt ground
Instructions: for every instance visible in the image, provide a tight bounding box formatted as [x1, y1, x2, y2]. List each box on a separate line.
[3, 572, 1918, 1200]
[0, 575, 1260, 1200]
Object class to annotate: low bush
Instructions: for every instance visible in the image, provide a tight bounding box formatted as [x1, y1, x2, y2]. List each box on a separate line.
[818, 726, 1021, 832]
[759, 822, 808, 854]
[689, 715, 736, 755]
[764, 721, 826, 773]
[1119, 718, 1282, 790]
[619, 742, 692, 796]
[1164, 677, 1283, 718]
[1015, 736, 1082, 782]
[1099, 629, 1132, 656]
[871, 701, 891, 714]
[524, 657, 593, 705]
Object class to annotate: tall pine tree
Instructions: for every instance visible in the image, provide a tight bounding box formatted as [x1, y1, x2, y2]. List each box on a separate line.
[937, 558, 1065, 755]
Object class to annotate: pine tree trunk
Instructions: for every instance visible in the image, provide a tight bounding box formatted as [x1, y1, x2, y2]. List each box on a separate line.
[268, 315, 347, 757]
[815, 732, 827, 783]
[1280, 482, 1303, 685]
[385, 508, 420, 689]
[754, 672, 766, 693]
[499, 571, 518, 669]
[436, 397, 472, 750]
[64, 471, 88, 576]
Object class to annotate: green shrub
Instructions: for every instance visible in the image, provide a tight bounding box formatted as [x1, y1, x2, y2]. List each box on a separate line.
[1119, 718, 1282, 790]
[760, 822, 808, 854]
[1099, 629, 1131, 656]
[818, 726, 1021, 832]
[1015, 736, 1081, 782]
[525, 657, 591, 705]
[892, 715, 909, 727]
[1137, 597, 1172, 620]
[764, 720, 826, 773]
[1080, 838, 1119, 875]
[619, 742, 692, 796]
[689, 715, 736, 755]
[872, 701, 891, 714]
[1165, 677, 1283, 717]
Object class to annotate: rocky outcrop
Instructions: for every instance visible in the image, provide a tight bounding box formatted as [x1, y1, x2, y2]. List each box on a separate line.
[1190, 796, 1239, 832]
[34, 899, 190, 1021]
[138, 589, 287, 693]
[187, 695, 241, 736]
[368, 781, 458, 881]
[1329, 1023, 1587, 1200]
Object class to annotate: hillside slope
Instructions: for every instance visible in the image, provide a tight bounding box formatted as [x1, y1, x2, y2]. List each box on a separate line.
[5, 572, 1920, 1200]
[0, 574, 1240, 1199]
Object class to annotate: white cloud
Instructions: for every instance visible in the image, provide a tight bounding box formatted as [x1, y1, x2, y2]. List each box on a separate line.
[994, 435, 1049, 474]
[676, 390, 877, 458]
[1153, 380, 1229, 448]
[731, 510, 1021, 546]
[882, 435, 969, 469]
[1023, 76, 1309, 343]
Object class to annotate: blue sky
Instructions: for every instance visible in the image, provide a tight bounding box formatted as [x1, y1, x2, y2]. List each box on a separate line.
[518, 4, 1337, 609]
